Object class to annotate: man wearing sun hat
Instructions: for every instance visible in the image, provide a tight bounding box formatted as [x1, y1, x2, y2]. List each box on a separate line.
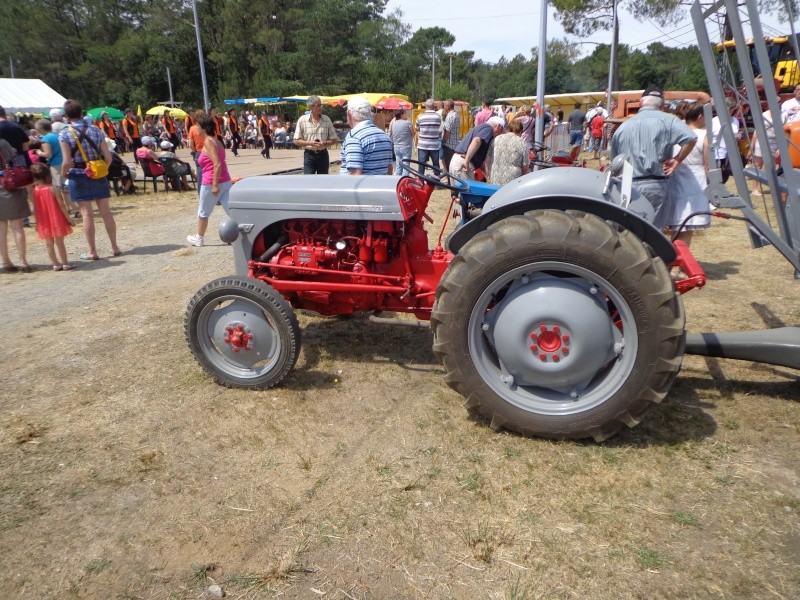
[610, 85, 697, 228]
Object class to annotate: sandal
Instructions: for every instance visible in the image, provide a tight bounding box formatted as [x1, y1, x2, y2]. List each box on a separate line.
[19, 265, 33, 273]
[62, 263, 75, 271]
[80, 253, 99, 261]
[53, 265, 63, 272]
[112, 250, 123, 257]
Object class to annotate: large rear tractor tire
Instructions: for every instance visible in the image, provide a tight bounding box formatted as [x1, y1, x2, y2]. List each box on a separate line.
[431, 209, 685, 441]
[185, 276, 301, 389]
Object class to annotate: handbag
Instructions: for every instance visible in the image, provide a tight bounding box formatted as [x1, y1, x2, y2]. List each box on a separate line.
[68, 126, 109, 179]
[0, 152, 32, 191]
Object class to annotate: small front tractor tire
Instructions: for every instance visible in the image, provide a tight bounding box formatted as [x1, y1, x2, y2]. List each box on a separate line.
[185, 276, 301, 389]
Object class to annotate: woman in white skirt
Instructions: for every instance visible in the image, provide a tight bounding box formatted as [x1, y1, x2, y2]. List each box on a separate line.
[664, 103, 711, 279]
[666, 103, 711, 254]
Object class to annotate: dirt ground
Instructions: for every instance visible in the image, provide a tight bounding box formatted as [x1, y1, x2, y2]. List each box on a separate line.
[1, 182, 799, 600]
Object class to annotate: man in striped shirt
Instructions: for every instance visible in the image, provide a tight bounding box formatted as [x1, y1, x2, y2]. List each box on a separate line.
[610, 85, 697, 228]
[415, 98, 442, 174]
[341, 96, 393, 175]
[441, 99, 462, 172]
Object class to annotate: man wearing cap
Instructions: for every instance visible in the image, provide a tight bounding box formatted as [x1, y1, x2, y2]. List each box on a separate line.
[340, 96, 393, 175]
[158, 140, 196, 189]
[294, 95, 338, 174]
[611, 85, 697, 228]
[449, 116, 506, 180]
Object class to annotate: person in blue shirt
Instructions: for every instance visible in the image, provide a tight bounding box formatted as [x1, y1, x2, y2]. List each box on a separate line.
[341, 96, 393, 175]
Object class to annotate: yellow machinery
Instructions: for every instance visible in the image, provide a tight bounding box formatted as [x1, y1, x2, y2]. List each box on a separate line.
[716, 35, 800, 93]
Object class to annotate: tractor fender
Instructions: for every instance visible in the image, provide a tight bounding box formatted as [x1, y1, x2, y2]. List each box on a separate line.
[449, 167, 676, 264]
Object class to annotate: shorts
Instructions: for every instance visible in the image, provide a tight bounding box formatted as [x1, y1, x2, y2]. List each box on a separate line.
[449, 153, 475, 180]
[49, 166, 64, 188]
[198, 180, 233, 219]
[67, 172, 111, 202]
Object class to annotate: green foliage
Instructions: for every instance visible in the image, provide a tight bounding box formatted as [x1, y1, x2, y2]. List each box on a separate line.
[0, 0, 713, 110]
[552, 0, 684, 37]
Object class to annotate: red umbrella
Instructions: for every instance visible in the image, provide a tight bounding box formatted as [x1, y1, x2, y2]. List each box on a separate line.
[375, 97, 413, 110]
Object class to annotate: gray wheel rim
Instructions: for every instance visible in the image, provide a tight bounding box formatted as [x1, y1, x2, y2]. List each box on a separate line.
[196, 294, 283, 380]
[467, 260, 639, 416]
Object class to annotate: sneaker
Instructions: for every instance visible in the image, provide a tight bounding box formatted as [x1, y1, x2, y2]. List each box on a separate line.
[186, 234, 204, 247]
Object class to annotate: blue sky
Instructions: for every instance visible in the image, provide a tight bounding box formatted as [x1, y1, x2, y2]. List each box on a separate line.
[383, 1, 795, 64]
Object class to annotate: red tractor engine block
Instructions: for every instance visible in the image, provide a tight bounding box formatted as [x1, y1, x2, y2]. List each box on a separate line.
[266, 218, 406, 279]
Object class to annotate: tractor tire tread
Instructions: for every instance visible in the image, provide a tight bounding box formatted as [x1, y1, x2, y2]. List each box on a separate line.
[432, 209, 684, 441]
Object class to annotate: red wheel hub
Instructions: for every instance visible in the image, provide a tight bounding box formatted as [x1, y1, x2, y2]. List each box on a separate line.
[530, 324, 571, 362]
[224, 324, 253, 352]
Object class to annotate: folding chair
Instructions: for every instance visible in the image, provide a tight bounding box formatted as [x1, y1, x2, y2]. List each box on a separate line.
[138, 157, 168, 192]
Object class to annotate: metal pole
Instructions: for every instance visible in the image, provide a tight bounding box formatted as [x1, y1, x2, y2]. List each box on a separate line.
[9, 56, 14, 78]
[167, 67, 174, 106]
[534, 0, 548, 152]
[449, 54, 453, 87]
[192, 0, 210, 112]
[431, 45, 436, 100]
[606, 0, 617, 119]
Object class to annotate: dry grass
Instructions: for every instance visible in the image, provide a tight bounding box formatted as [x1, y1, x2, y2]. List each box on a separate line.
[0, 182, 798, 599]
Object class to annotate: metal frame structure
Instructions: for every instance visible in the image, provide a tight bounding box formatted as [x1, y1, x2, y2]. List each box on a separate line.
[685, 0, 800, 366]
[691, 0, 800, 274]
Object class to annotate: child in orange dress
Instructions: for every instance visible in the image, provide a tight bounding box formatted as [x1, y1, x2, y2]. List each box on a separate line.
[30, 163, 74, 271]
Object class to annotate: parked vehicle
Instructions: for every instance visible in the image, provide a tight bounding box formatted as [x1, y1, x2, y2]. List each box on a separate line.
[185, 1, 800, 443]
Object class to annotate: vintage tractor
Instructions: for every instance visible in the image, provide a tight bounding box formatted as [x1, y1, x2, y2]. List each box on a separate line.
[185, 0, 799, 442]
[185, 157, 700, 441]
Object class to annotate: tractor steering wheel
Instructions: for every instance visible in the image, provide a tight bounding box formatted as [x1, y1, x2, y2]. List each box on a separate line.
[400, 158, 469, 193]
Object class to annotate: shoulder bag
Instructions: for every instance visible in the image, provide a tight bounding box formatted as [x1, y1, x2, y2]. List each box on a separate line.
[0, 150, 33, 192]
[68, 126, 109, 179]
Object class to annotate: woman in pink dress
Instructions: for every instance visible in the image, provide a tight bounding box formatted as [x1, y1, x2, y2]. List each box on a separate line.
[186, 114, 232, 247]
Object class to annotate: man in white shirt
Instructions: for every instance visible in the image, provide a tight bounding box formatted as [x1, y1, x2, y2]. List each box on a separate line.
[781, 85, 800, 123]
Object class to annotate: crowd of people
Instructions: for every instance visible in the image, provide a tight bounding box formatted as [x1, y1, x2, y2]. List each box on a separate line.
[0, 88, 769, 281]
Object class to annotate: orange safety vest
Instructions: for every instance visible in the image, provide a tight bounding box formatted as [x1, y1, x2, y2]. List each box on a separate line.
[123, 117, 139, 138]
[99, 119, 116, 139]
[259, 115, 271, 136]
[185, 115, 195, 130]
[227, 115, 239, 134]
[214, 116, 223, 138]
[162, 115, 175, 134]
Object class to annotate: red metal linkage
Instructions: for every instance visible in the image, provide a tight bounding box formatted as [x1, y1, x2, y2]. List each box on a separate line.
[670, 239, 707, 294]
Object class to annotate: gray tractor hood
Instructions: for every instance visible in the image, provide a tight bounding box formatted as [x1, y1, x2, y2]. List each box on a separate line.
[229, 175, 405, 222]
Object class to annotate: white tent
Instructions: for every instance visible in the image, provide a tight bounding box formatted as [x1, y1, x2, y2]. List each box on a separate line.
[0, 78, 67, 114]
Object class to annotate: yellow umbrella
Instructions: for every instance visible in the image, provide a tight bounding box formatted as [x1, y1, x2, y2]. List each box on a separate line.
[146, 105, 188, 119]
